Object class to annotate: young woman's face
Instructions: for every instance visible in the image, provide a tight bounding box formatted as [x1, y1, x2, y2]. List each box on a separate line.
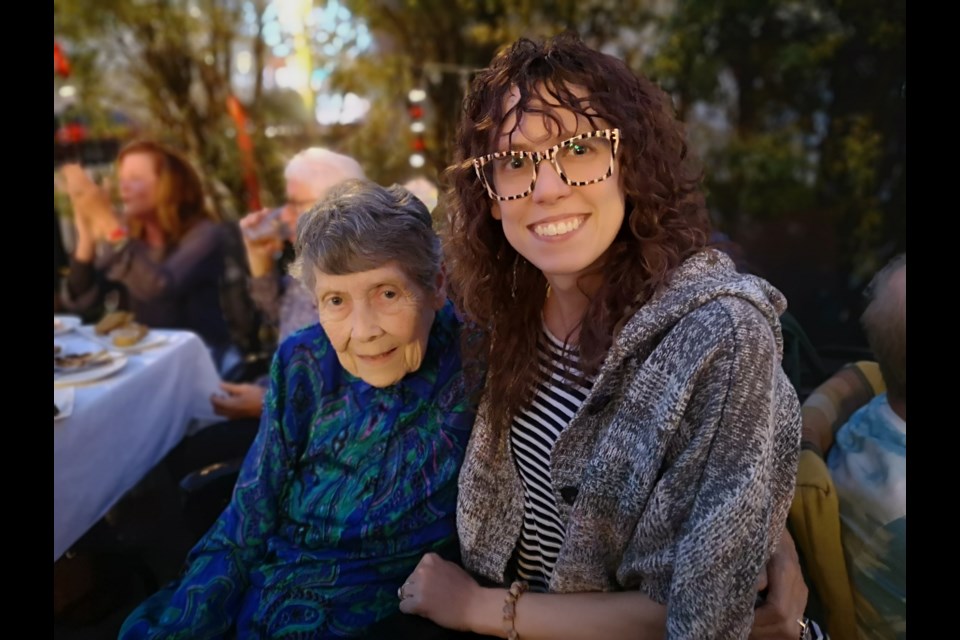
[117, 152, 160, 219]
[313, 262, 444, 388]
[488, 85, 626, 285]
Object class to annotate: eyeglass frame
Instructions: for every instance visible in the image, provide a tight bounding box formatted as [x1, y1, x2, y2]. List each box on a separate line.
[472, 128, 621, 202]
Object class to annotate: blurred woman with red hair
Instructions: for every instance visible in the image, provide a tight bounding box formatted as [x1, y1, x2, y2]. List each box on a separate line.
[62, 139, 232, 365]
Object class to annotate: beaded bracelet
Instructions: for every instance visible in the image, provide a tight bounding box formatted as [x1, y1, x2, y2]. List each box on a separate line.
[502, 580, 529, 640]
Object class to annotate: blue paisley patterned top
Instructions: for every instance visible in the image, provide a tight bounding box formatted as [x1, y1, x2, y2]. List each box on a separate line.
[120, 302, 475, 639]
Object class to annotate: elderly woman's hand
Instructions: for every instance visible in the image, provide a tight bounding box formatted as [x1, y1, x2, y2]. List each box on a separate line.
[398, 553, 485, 632]
[211, 382, 267, 420]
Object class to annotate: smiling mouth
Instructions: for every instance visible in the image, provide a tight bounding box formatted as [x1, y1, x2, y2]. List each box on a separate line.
[356, 347, 398, 363]
[531, 215, 586, 238]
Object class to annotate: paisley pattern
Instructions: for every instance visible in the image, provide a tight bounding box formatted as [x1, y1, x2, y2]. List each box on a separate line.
[121, 302, 475, 639]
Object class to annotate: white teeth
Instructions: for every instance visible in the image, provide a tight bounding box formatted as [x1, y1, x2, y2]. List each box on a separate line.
[534, 217, 583, 237]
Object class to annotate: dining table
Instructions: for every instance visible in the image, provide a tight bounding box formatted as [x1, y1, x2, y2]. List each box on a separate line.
[54, 320, 224, 561]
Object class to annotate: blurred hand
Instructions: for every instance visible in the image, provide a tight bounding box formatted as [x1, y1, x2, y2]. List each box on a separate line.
[398, 553, 482, 632]
[61, 163, 95, 197]
[61, 164, 119, 240]
[750, 530, 809, 640]
[239, 209, 284, 277]
[211, 382, 266, 420]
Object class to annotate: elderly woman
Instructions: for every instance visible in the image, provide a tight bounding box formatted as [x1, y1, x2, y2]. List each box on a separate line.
[120, 180, 476, 639]
[212, 147, 366, 420]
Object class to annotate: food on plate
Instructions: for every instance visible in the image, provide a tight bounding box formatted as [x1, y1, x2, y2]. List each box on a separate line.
[54, 318, 64, 332]
[54, 350, 112, 371]
[93, 311, 151, 347]
[112, 323, 149, 347]
[95, 311, 135, 335]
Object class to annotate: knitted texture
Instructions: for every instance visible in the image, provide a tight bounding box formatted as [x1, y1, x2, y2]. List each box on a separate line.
[457, 249, 802, 639]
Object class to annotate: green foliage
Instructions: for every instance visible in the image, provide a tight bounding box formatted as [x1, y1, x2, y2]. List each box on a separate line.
[706, 128, 817, 228]
[54, 0, 287, 219]
[651, 0, 904, 272]
[338, 0, 652, 177]
[55, 0, 903, 278]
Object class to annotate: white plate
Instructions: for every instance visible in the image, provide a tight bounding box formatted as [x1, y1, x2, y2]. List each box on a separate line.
[54, 352, 128, 386]
[77, 325, 168, 354]
[54, 387, 75, 421]
[54, 315, 81, 336]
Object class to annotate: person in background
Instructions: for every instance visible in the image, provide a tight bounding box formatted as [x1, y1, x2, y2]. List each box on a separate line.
[61, 139, 233, 368]
[211, 147, 366, 420]
[828, 253, 906, 640]
[120, 179, 475, 639]
[54, 208, 69, 313]
[397, 33, 810, 639]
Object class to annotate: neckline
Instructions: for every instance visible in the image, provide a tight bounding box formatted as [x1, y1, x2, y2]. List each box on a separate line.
[541, 318, 578, 353]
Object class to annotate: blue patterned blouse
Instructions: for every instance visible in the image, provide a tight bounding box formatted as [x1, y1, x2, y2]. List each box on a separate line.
[120, 302, 475, 639]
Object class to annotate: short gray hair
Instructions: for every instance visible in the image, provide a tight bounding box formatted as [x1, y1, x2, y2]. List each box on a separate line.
[861, 253, 906, 401]
[289, 179, 441, 298]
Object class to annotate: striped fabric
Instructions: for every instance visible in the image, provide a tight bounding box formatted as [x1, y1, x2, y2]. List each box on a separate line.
[807, 617, 829, 639]
[510, 328, 594, 591]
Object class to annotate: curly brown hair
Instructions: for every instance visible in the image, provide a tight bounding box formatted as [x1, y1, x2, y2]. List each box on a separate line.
[440, 33, 711, 434]
[117, 139, 218, 247]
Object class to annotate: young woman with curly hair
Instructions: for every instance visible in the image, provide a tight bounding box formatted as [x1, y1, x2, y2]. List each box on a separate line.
[396, 33, 811, 640]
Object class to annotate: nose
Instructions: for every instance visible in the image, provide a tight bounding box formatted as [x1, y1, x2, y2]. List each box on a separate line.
[350, 301, 384, 341]
[531, 157, 571, 205]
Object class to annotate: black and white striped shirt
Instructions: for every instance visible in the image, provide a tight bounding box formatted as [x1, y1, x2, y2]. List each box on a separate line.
[510, 328, 594, 592]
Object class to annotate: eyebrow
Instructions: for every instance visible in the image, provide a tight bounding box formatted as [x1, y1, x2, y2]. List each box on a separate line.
[316, 280, 403, 297]
[495, 130, 592, 154]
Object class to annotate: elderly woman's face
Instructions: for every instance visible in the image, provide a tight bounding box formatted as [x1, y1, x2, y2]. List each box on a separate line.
[313, 261, 444, 387]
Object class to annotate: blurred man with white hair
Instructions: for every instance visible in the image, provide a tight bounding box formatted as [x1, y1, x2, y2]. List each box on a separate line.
[213, 147, 366, 418]
[828, 253, 906, 640]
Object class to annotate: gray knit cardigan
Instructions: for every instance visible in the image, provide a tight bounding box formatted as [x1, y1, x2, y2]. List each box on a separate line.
[457, 249, 802, 639]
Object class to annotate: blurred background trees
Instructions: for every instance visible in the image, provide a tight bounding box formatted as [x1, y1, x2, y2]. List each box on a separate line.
[54, 0, 904, 347]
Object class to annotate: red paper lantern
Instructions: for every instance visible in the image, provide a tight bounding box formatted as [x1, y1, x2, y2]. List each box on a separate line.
[54, 41, 72, 78]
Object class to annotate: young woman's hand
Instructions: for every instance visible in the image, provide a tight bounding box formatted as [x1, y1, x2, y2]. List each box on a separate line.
[398, 552, 488, 633]
[749, 530, 810, 640]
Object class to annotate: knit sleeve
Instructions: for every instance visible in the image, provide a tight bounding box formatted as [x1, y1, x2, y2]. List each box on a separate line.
[651, 299, 800, 639]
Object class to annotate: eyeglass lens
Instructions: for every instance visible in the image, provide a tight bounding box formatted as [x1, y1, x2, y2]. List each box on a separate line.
[483, 135, 614, 199]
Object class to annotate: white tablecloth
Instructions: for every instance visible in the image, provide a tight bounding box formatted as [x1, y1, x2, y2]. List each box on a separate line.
[53, 328, 224, 561]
